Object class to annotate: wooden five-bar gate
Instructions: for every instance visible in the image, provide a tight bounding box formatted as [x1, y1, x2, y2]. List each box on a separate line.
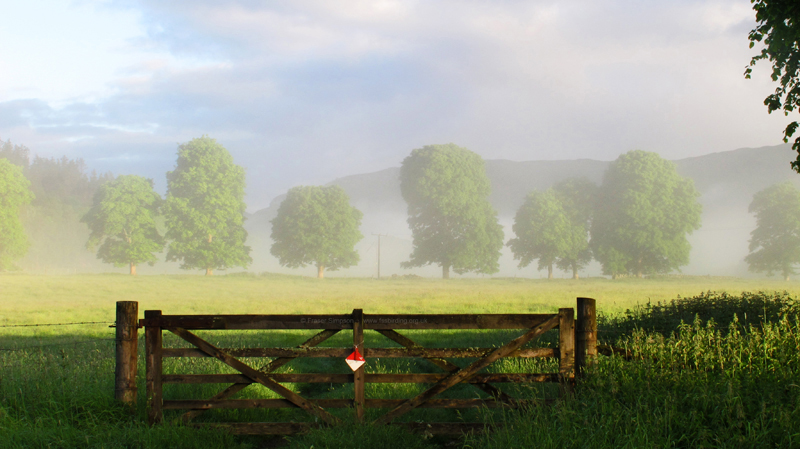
[114, 298, 597, 435]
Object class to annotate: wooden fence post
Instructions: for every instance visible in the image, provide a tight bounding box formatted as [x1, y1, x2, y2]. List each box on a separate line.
[145, 310, 163, 424]
[575, 297, 597, 379]
[115, 301, 138, 407]
[558, 308, 575, 395]
[352, 309, 365, 422]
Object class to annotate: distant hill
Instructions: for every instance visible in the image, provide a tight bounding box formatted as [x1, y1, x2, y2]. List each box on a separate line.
[246, 143, 800, 278]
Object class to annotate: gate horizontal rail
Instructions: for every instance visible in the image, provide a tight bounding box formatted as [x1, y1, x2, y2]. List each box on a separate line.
[164, 398, 556, 410]
[138, 313, 555, 330]
[113, 298, 598, 436]
[161, 347, 556, 358]
[162, 373, 561, 384]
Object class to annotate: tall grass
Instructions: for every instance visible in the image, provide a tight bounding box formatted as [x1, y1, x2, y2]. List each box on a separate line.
[463, 297, 800, 448]
[0, 338, 249, 448]
[601, 290, 800, 335]
[3, 275, 800, 447]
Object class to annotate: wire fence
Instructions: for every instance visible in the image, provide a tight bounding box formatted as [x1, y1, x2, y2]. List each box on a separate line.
[0, 321, 113, 328]
[0, 319, 116, 354]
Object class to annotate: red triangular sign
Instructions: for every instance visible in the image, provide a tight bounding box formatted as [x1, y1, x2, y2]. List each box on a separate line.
[346, 348, 365, 371]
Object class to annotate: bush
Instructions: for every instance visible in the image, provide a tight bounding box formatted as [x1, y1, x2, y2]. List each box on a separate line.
[599, 290, 800, 337]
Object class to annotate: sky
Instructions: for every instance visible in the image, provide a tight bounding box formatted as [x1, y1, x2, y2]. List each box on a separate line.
[0, 0, 790, 211]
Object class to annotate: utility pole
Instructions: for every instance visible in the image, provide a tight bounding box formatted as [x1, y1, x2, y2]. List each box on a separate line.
[372, 233, 388, 279]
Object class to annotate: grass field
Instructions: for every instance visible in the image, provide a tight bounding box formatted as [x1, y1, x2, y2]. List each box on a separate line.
[4, 273, 800, 328]
[1, 273, 799, 448]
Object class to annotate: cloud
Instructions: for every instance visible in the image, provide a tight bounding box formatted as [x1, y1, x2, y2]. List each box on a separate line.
[0, 0, 791, 210]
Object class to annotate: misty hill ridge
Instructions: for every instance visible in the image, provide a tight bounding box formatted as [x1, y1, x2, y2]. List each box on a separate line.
[249, 143, 798, 225]
[243, 143, 800, 277]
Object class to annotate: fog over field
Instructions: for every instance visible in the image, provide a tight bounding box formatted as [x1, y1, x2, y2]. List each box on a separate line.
[243, 143, 800, 279]
[10, 142, 794, 278]
[2, 1, 798, 278]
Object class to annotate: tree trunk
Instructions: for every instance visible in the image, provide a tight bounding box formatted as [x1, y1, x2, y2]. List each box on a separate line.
[318, 265, 325, 279]
[130, 263, 136, 276]
[205, 233, 213, 276]
[572, 265, 579, 279]
[637, 257, 643, 278]
[442, 265, 450, 279]
[547, 264, 553, 279]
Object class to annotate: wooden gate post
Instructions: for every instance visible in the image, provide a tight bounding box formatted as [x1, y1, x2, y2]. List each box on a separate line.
[115, 301, 138, 407]
[575, 297, 597, 379]
[145, 310, 163, 424]
[352, 309, 365, 422]
[558, 308, 575, 395]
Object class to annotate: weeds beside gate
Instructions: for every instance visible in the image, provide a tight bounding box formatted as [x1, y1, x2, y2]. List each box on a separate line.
[114, 298, 597, 435]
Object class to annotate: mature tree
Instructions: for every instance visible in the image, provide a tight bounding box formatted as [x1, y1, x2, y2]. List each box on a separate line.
[164, 136, 251, 275]
[591, 150, 701, 278]
[508, 189, 571, 279]
[81, 175, 164, 275]
[508, 178, 595, 279]
[400, 143, 503, 278]
[553, 177, 595, 278]
[745, 182, 800, 280]
[0, 159, 34, 270]
[746, 1, 800, 171]
[270, 185, 363, 278]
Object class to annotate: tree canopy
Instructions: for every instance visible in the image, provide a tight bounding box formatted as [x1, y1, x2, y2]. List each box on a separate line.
[163, 136, 251, 275]
[746, 0, 800, 170]
[400, 143, 503, 278]
[508, 189, 572, 279]
[745, 182, 800, 280]
[0, 138, 30, 169]
[81, 175, 164, 275]
[591, 150, 702, 278]
[0, 159, 34, 270]
[553, 177, 595, 278]
[508, 178, 595, 279]
[270, 185, 363, 278]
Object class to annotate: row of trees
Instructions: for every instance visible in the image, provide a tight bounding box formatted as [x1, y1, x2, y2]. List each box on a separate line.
[4, 135, 799, 279]
[396, 146, 704, 279]
[77, 141, 708, 279]
[81, 137, 366, 279]
[398, 146, 800, 281]
[508, 151, 703, 279]
[81, 136, 251, 275]
[0, 135, 364, 278]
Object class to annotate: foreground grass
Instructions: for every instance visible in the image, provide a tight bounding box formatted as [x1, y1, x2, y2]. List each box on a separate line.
[464, 316, 800, 448]
[2, 273, 800, 447]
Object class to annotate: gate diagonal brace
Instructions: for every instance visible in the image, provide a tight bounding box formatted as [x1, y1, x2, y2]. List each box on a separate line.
[374, 314, 560, 426]
[168, 327, 341, 425]
[375, 329, 518, 405]
[180, 329, 340, 423]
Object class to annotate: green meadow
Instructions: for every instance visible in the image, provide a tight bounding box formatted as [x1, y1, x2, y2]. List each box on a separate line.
[1, 273, 799, 448]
